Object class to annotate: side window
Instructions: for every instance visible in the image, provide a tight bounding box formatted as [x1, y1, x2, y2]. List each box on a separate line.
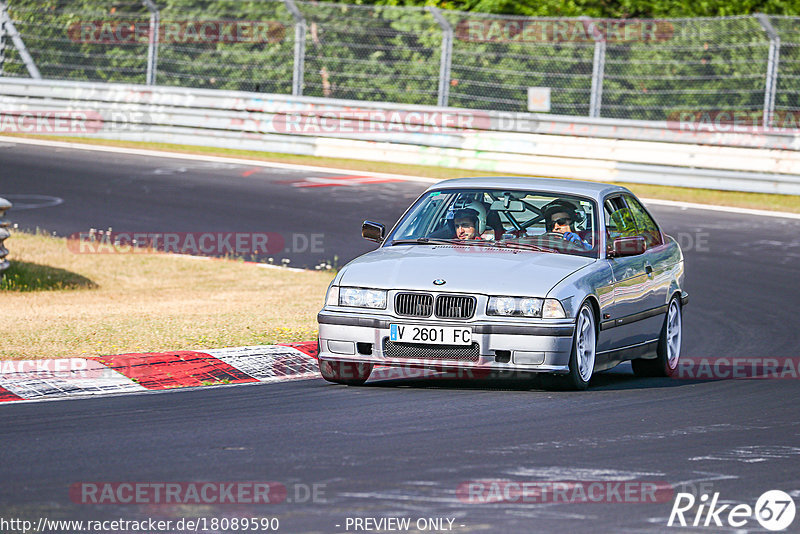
[624, 195, 663, 248]
[604, 196, 638, 244]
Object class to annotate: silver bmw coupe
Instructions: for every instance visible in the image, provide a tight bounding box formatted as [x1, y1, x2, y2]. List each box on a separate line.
[317, 177, 688, 390]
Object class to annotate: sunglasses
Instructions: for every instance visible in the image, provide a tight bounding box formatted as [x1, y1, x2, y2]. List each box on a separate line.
[551, 217, 572, 226]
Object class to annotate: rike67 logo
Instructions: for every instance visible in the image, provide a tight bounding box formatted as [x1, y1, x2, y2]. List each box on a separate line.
[668, 490, 796, 531]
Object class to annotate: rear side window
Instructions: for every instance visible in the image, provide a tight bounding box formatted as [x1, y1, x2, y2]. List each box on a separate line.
[624, 195, 663, 248]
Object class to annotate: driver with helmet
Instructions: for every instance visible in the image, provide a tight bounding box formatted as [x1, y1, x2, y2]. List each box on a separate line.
[542, 200, 592, 250]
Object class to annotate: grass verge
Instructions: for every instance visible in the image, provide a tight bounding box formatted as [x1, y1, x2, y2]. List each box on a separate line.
[0, 230, 333, 360]
[5, 133, 800, 214]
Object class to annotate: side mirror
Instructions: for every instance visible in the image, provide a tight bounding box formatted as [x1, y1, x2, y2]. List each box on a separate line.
[362, 220, 385, 243]
[611, 236, 646, 257]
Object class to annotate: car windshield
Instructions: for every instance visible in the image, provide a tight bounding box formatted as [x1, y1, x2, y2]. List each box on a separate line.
[387, 188, 599, 258]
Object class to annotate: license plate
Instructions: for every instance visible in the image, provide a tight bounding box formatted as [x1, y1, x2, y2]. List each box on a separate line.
[390, 324, 472, 346]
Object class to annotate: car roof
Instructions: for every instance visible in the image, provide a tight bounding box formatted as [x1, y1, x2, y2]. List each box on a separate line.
[424, 177, 631, 201]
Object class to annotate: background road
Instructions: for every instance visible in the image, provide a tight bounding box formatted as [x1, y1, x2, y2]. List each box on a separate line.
[2, 141, 799, 533]
[1, 142, 424, 269]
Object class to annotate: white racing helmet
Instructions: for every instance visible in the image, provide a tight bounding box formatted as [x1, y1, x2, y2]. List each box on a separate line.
[451, 201, 487, 235]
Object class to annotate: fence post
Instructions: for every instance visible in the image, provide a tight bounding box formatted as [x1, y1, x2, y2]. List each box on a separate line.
[0, 5, 6, 76]
[427, 6, 453, 108]
[582, 17, 606, 118]
[0, 1, 41, 79]
[755, 14, 780, 129]
[142, 0, 159, 85]
[284, 0, 306, 96]
[0, 4, 6, 76]
[0, 197, 11, 276]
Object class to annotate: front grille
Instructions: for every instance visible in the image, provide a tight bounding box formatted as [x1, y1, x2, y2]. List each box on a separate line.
[383, 340, 480, 362]
[395, 293, 433, 317]
[435, 295, 476, 319]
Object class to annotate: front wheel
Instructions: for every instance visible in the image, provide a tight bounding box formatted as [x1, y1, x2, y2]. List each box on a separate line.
[319, 359, 373, 386]
[555, 303, 597, 390]
[632, 296, 682, 377]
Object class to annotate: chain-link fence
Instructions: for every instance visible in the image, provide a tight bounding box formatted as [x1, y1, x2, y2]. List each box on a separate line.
[1, 0, 798, 124]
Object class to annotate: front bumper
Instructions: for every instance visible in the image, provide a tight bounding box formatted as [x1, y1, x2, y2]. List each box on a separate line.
[317, 310, 576, 374]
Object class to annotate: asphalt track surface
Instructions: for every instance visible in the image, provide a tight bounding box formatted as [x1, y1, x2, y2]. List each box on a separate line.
[2, 142, 800, 533]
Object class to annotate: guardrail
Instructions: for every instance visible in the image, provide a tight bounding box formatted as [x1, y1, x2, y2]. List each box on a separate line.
[0, 197, 11, 275]
[1, 78, 799, 195]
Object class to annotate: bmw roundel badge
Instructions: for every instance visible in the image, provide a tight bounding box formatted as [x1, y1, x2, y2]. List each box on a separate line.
[433, 279, 446, 286]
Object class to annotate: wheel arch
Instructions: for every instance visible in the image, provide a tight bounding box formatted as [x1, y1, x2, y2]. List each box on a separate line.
[583, 295, 601, 332]
[668, 289, 684, 308]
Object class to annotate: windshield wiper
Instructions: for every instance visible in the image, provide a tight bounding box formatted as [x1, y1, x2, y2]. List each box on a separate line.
[390, 238, 461, 246]
[494, 241, 559, 253]
[390, 238, 559, 253]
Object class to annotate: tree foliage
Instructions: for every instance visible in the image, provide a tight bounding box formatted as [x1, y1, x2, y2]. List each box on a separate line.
[2, 0, 798, 121]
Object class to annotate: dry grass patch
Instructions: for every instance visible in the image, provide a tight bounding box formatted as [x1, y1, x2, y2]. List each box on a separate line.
[1, 230, 333, 360]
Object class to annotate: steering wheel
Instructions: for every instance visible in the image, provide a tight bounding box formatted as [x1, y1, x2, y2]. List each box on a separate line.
[529, 231, 586, 251]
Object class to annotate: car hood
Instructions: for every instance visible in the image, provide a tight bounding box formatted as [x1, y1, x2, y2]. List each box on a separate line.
[338, 244, 595, 297]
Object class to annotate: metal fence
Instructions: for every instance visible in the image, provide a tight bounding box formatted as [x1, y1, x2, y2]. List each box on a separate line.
[1, 1, 799, 124]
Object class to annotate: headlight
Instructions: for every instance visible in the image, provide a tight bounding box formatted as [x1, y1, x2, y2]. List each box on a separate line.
[338, 287, 387, 309]
[487, 296, 565, 318]
[324, 285, 339, 307]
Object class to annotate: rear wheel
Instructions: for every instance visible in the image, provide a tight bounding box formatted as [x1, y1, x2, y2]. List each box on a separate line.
[319, 359, 373, 386]
[632, 297, 682, 377]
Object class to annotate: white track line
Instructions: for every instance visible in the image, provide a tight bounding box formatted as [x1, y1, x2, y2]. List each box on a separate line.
[3, 135, 798, 220]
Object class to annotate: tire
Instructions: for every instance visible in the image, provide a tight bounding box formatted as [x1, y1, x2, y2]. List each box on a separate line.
[547, 303, 597, 391]
[632, 296, 682, 377]
[319, 358, 373, 386]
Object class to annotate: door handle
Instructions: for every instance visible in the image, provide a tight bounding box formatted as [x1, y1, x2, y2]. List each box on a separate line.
[645, 264, 654, 276]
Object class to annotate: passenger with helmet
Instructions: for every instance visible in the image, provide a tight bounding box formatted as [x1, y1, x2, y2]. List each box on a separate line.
[453, 208, 481, 240]
[427, 199, 498, 240]
[452, 200, 497, 240]
[542, 200, 593, 250]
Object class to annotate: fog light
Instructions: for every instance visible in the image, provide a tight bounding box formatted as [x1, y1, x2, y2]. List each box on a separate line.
[328, 340, 355, 355]
[513, 351, 545, 365]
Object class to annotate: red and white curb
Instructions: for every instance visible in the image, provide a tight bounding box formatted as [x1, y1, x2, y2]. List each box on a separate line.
[0, 342, 319, 403]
